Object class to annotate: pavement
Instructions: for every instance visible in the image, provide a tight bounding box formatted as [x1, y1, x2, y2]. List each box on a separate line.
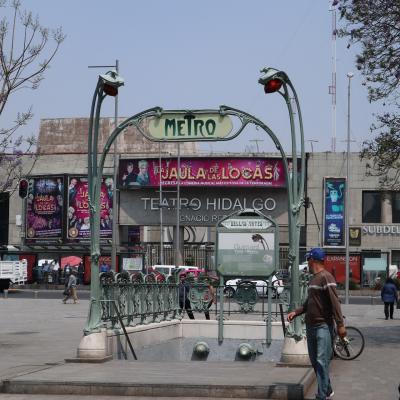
[0, 294, 399, 399]
[304, 304, 400, 400]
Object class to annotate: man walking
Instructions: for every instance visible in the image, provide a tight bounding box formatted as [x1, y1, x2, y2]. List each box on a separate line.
[287, 248, 346, 400]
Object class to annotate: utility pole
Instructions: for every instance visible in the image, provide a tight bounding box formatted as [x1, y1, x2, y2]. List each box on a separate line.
[345, 72, 354, 305]
[306, 139, 319, 153]
[249, 138, 264, 153]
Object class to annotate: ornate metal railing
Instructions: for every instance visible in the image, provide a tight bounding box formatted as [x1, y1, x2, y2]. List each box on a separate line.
[99, 271, 310, 331]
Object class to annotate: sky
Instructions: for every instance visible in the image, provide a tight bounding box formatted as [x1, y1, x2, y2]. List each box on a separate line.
[2, 0, 383, 155]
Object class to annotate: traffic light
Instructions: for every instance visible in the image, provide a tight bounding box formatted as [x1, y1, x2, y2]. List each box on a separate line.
[18, 179, 28, 199]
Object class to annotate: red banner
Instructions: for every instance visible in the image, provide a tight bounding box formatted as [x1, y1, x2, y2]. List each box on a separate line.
[325, 255, 361, 284]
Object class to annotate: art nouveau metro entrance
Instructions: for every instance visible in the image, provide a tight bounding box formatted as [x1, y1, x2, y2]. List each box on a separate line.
[78, 67, 309, 365]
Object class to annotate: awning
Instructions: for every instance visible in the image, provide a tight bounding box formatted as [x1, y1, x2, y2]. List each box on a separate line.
[363, 258, 386, 271]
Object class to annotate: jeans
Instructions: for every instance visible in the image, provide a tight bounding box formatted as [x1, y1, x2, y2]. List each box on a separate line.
[306, 324, 333, 400]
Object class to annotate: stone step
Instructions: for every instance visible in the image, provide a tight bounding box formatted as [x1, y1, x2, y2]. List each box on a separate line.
[1, 361, 314, 400]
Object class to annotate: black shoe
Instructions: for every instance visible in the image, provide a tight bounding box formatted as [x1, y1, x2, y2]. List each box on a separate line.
[385, 317, 388, 320]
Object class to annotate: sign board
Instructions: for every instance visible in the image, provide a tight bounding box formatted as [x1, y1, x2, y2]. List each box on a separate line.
[323, 177, 346, 247]
[119, 188, 288, 227]
[220, 218, 272, 230]
[147, 113, 233, 141]
[118, 157, 289, 188]
[25, 177, 64, 242]
[216, 210, 278, 278]
[67, 176, 113, 240]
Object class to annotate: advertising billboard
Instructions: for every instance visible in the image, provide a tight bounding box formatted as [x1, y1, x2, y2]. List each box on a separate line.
[118, 158, 292, 188]
[67, 177, 113, 240]
[323, 177, 346, 247]
[324, 254, 361, 284]
[26, 177, 64, 241]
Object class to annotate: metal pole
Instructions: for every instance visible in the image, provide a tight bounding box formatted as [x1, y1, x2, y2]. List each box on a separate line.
[88, 62, 119, 273]
[159, 142, 164, 265]
[176, 142, 181, 266]
[111, 60, 119, 272]
[345, 72, 353, 305]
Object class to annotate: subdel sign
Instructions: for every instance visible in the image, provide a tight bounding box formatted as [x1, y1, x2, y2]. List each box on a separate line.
[147, 113, 233, 141]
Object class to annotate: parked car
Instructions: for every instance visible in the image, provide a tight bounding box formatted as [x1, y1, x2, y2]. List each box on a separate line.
[151, 265, 176, 278]
[177, 267, 206, 278]
[224, 274, 284, 298]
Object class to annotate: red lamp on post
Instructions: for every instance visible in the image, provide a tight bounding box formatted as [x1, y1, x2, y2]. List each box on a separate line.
[263, 78, 283, 93]
[99, 70, 124, 97]
[258, 67, 287, 94]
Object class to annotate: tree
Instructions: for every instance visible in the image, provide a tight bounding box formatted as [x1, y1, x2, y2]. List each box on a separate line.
[0, 0, 65, 192]
[338, 0, 400, 188]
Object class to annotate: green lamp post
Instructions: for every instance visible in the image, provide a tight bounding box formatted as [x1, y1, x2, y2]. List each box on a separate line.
[84, 70, 124, 334]
[258, 68, 306, 340]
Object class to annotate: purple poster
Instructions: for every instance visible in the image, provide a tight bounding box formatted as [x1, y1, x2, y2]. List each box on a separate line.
[118, 158, 292, 188]
[67, 177, 113, 240]
[26, 177, 63, 240]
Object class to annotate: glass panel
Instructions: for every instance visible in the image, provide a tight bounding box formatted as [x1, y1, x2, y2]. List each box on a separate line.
[362, 192, 381, 223]
[392, 192, 400, 223]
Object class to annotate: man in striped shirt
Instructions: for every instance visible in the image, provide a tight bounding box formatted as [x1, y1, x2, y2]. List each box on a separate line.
[287, 248, 346, 400]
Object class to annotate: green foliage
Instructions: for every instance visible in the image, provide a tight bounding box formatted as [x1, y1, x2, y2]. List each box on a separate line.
[339, 0, 400, 189]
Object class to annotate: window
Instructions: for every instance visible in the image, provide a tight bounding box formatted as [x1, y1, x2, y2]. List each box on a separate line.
[362, 192, 382, 223]
[392, 192, 400, 223]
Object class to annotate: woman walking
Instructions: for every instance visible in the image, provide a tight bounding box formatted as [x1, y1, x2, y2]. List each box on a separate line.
[381, 278, 398, 320]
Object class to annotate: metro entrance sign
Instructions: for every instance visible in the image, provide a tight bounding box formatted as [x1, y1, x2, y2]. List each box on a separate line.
[146, 112, 233, 141]
[220, 218, 273, 230]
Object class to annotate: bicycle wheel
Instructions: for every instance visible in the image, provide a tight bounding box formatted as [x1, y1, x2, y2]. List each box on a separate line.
[333, 326, 365, 360]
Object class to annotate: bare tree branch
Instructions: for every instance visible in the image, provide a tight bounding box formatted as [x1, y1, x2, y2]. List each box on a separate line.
[0, 0, 65, 193]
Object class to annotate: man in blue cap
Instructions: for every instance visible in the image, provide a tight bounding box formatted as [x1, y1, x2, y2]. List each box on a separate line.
[287, 248, 346, 400]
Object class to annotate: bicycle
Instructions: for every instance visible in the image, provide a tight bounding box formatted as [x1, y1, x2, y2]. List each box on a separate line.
[332, 318, 365, 360]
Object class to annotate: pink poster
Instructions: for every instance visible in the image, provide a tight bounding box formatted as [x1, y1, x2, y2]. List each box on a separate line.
[67, 177, 113, 239]
[26, 177, 63, 240]
[118, 158, 292, 188]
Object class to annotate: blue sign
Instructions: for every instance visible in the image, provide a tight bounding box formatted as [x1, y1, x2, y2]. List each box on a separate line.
[323, 178, 346, 247]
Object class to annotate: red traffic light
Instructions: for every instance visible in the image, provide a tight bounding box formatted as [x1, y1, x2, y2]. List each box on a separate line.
[264, 78, 283, 93]
[18, 179, 28, 199]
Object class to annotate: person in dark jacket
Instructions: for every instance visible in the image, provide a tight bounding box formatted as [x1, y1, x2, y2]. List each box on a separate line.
[178, 273, 194, 319]
[381, 278, 398, 320]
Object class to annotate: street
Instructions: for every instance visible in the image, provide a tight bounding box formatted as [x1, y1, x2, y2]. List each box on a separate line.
[3, 288, 386, 306]
[0, 295, 399, 399]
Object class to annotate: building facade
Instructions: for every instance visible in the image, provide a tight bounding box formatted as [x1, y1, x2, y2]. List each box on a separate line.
[1, 119, 398, 287]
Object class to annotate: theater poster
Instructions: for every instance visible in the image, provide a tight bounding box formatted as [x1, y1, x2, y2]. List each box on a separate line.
[26, 177, 64, 241]
[67, 177, 113, 240]
[118, 158, 296, 188]
[323, 177, 346, 247]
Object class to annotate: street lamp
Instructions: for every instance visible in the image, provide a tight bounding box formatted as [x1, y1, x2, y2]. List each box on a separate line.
[345, 72, 354, 305]
[259, 68, 306, 347]
[89, 60, 120, 274]
[85, 70, 124, 334]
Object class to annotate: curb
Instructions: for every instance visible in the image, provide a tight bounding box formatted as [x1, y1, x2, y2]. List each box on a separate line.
[0, 380, 306, 399]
